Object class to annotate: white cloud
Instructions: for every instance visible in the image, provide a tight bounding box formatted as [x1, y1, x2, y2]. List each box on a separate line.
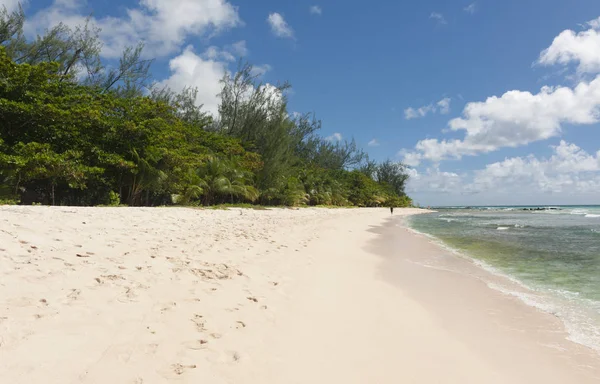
[407, 141, 600, 204]
[404, 105, 434, 120]
[368, 139, 380, 147]
[588, 16, 600, 30]
[309, 5, 322, 15]
[228, 40, 248, 57]
[402, 76, 600, 165]
[156, 47, 280, 117]
[1, 0, 24, 12]
[469, 141, 600, 195]
[156, 45, 230, 116]
[25, 0, 241, 59]
[250, 64, 273, 77]
[464, 3, 477, 15]
[538, 17, 600, 75]
[204, 46, 235, 62]
[430, 12, 447, 25]
[437, 97, 451, 114]
[406, 167, 463, 194]
[267, 12, 294, 39]
[404, 97, 451, 119]
[259, 83, 285, 107]
[326, 133, 343, 142]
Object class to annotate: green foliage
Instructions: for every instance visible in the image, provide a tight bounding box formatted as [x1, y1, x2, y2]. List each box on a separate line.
[106, 191, 121, 206]
[0, 14, 412, 208]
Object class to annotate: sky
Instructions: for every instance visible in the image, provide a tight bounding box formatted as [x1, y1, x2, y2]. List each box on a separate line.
[4, 0, 600, 206]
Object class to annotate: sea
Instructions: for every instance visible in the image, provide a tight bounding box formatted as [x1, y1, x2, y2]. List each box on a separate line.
[407, 205, 600, 353]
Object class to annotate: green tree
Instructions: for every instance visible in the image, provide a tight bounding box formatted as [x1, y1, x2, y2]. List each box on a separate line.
[194, 157, 258, 205]
[376, 160, 409, 197]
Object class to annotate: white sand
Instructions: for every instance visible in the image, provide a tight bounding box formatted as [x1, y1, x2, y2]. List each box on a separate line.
[1, 206, 599, 383]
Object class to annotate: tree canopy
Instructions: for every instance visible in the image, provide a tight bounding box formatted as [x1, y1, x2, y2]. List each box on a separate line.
[0, 10, 411, 208]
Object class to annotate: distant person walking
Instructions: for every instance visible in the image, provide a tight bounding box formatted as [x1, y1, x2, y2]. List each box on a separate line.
[390, 206, 394, 215]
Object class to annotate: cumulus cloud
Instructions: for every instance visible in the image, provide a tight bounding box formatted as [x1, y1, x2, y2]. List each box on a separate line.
[407, 141, 600, 203]
[156, 46, 280, 116]
[430, 12, 447, 25]
[368, 139, 380, 147]
[326, 133, 343, 142]
[538, 16, 600, 75]
[155, 46, 229, 116]
[25, 0, 241, 59]
[406, 167, 463, 194]
[267, 12, 294, 39]
[404, 97, 451, 119]
[402, 76, 600, 165]
[309, 5, 322, 15]
[469, 141, 600, 195]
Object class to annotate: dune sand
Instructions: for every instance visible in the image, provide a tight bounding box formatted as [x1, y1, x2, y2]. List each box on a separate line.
[1, 206, 599, 383]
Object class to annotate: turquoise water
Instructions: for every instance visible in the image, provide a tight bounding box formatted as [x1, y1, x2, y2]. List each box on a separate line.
[407, 205, 600, 351]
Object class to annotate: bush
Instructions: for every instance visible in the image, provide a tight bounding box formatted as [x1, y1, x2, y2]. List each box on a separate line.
[106, 191, 121, 206]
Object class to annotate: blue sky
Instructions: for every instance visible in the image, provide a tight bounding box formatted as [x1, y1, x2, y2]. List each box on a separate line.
[6, 0, 600, 206]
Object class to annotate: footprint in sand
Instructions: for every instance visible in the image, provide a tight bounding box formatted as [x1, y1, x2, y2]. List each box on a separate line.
[156, 301, 177, 314]
[184, 339, 209, 350]
[191, 314, 206, 332]
[117, 286, 139, 303]
[67, 289, 81, 302]
[159, 363, 197, 378]
[231, 351, 241, 362]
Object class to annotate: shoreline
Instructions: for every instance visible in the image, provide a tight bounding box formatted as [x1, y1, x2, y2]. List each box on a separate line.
[372, 215, 600, 382]
[1, 206, 599, 382]
[402, 212, 600, 355]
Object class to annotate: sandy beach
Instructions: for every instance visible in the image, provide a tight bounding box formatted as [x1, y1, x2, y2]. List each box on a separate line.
[1, 206, 600, 383]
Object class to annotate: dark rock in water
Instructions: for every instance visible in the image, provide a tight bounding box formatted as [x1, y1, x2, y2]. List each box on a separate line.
[522, 207, 561, 211]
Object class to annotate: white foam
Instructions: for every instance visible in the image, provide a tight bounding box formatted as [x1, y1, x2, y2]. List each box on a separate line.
[497, 226, 509, 230]
[487, 283, 600, 353]
[404, 221, 600, 355]
[585, 214, 600, 218]
[570, 209, 589, 215]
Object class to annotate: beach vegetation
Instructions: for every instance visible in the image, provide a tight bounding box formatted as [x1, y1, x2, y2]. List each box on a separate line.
[0, 11, 412, 207]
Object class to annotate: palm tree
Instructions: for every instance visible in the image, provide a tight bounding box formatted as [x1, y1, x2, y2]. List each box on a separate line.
[127, 149, 167, 206]
[195, 156, 258, 205]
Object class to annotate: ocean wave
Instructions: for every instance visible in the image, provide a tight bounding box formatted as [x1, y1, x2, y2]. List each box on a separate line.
[404, 220, 600, 354]
[488, 283, 600, 354]
[585, 214, 600, 218]
[497, 226, 510, 230]
[437, 217, 460, 223]
[570, 209, 589, 215]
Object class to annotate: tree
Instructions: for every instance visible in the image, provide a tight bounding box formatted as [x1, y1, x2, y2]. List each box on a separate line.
[0, 9, 414, 209]
[8, 143, 101, 205]
[194, 157, 258, 205]
[376, 160, 409, 196]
